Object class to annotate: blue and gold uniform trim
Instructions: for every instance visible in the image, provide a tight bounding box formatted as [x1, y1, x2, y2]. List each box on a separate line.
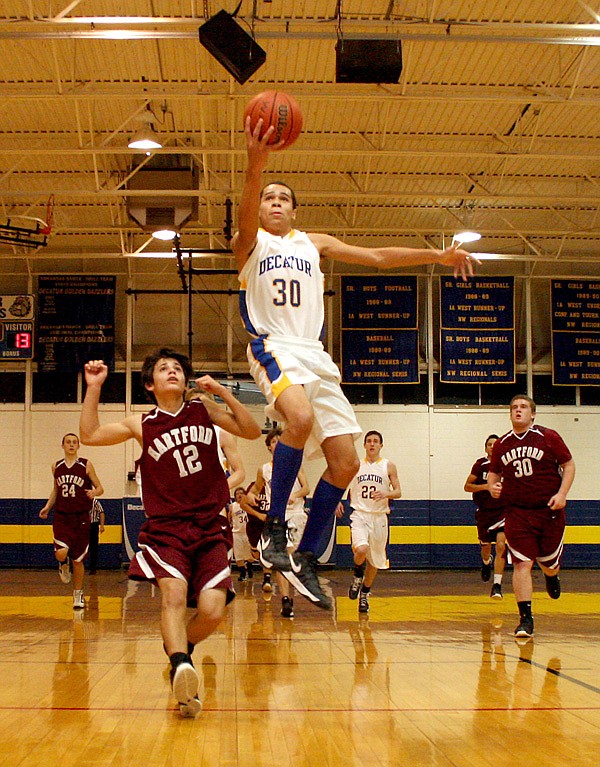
[249, 336, 294, 399]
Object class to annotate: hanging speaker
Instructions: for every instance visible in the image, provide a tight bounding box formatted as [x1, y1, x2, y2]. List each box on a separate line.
[199, 10, 267, 85]
[336, 39, 403, 84]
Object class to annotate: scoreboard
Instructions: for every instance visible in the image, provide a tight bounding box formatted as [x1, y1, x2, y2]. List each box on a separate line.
[0, 295, 34, 359]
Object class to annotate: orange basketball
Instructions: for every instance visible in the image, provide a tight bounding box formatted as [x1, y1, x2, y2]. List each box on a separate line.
[243, 90, 303, 150]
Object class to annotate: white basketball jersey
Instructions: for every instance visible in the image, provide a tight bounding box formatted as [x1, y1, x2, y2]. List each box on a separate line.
[214, 425, 228, 472]
[229, 501, 248, 534]
[350, 458, 392, 514]
[238, 228, 325, 341]
[261, 461, 305, 515]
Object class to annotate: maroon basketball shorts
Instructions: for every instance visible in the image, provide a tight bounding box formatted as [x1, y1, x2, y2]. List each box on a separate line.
[128, 513, 235, 603]
[53, 510, 90, 561]
[245, 513, 265, 551]
[475, 507, 506, 544]
[504, 505, 566, 568]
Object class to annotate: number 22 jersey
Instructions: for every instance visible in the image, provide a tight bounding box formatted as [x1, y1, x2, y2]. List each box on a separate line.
[349, 458, 392, 514]
[138, 399, 230, 522]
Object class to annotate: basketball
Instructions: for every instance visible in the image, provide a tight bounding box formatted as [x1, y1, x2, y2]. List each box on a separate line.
[243, 91, 303, 150]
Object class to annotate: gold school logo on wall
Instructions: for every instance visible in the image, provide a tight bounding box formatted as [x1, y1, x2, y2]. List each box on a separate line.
[0, 294, 34, 320]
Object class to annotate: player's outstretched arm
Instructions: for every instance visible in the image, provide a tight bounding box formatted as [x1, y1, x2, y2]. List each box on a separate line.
[195, 375, 261, 441]
[234, 117, 278, 270]
[80, 360, 141, 446]
[309, 233, 479, 281]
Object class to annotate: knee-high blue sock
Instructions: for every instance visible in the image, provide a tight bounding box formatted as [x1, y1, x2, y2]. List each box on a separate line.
[297, 478, 345, 554]
[269, 441, 304, 523]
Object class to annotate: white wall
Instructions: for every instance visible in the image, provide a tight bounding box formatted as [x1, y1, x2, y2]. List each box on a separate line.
[2, 404, 595, 502]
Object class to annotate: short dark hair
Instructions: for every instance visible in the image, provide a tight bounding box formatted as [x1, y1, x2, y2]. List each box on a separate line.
[141, 348, 193, 404]
[485, 434, 499, 445]
[265, 427, 282, 447]
[260, 181, 297, 209]
[509, 394, 536, 414]
[62, 433, 79, 445]
[364, 430, 383, 445]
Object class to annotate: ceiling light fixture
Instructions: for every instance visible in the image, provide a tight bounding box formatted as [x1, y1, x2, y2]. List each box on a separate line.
[452, 230, 482, 246]
[151, 228, 178, 241]
[128, 105, 163, 150]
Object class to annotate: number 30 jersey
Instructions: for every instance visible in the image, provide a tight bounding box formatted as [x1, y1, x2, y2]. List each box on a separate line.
[349, 458, 392, 514]
[489, 425, 572, 509]
[238, 228, 325, 341]
[138, 399, 230, 521]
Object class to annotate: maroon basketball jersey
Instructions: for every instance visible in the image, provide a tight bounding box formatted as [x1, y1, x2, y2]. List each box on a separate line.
[53, 457, 93, 514]
[489, 425, 572, 508]
[138, 399, 229, 521]
[470, 456, 504, 510]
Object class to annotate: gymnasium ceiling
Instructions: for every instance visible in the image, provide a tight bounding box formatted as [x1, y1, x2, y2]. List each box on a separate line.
[0, 0, 599, 279]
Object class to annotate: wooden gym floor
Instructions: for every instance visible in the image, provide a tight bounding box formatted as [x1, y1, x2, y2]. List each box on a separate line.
[1, 567, 599, 767]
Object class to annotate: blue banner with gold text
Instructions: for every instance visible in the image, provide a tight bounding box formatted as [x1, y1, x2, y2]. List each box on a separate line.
[552, 279, 600, 385]
[341, 276, 419, 383]
[440, 277, 515, 383]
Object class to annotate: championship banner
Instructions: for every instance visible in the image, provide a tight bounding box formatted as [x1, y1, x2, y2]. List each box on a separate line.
[552, 279, 600, 385]
[341, 276, 419, 383]
[36, 275, 116, 372]
[440, 277, 515, 383]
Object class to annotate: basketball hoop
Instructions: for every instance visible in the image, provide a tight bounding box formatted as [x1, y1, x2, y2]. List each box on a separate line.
[39, 195, 54, 236]
[0, 195, 54, 248]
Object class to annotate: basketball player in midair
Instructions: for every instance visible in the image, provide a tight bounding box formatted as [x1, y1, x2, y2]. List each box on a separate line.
[80, 349, 261, 717]
[39, 433, 104, 609]
[233, 115, 478, 609]
[464, 434, 507, 599]
[487, 395, 575, 638]
[346, 431, 401, 614]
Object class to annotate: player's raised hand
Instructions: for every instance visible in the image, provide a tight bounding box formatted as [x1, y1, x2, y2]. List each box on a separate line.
[439, 245, 481, 281]
[244, 116, 284, 165]
[193, 374, 223, 396]
[84, 360, 108, 386]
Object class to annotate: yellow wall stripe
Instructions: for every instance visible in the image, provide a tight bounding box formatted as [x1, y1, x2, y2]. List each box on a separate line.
[0, 525, 122, 545]
[2, 523, 599, 547]
[337, 524, 600, 546]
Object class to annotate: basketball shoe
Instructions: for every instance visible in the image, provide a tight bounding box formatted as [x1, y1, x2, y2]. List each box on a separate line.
[514, 617, 534, 638]
[280, 596, 294, 618]
[258, 517, 291, 570]
[544, 574, 561, 600]
[73, 590, 85, 610]
[171, 656, 202, 718]
[282, 551, 332, 610]
[349, 574, 364, 600]
[490, 583, 503, 600]
[481, 557, 493, 582]
[358, 592, 370, 614]
[58, 557, 72, 584]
